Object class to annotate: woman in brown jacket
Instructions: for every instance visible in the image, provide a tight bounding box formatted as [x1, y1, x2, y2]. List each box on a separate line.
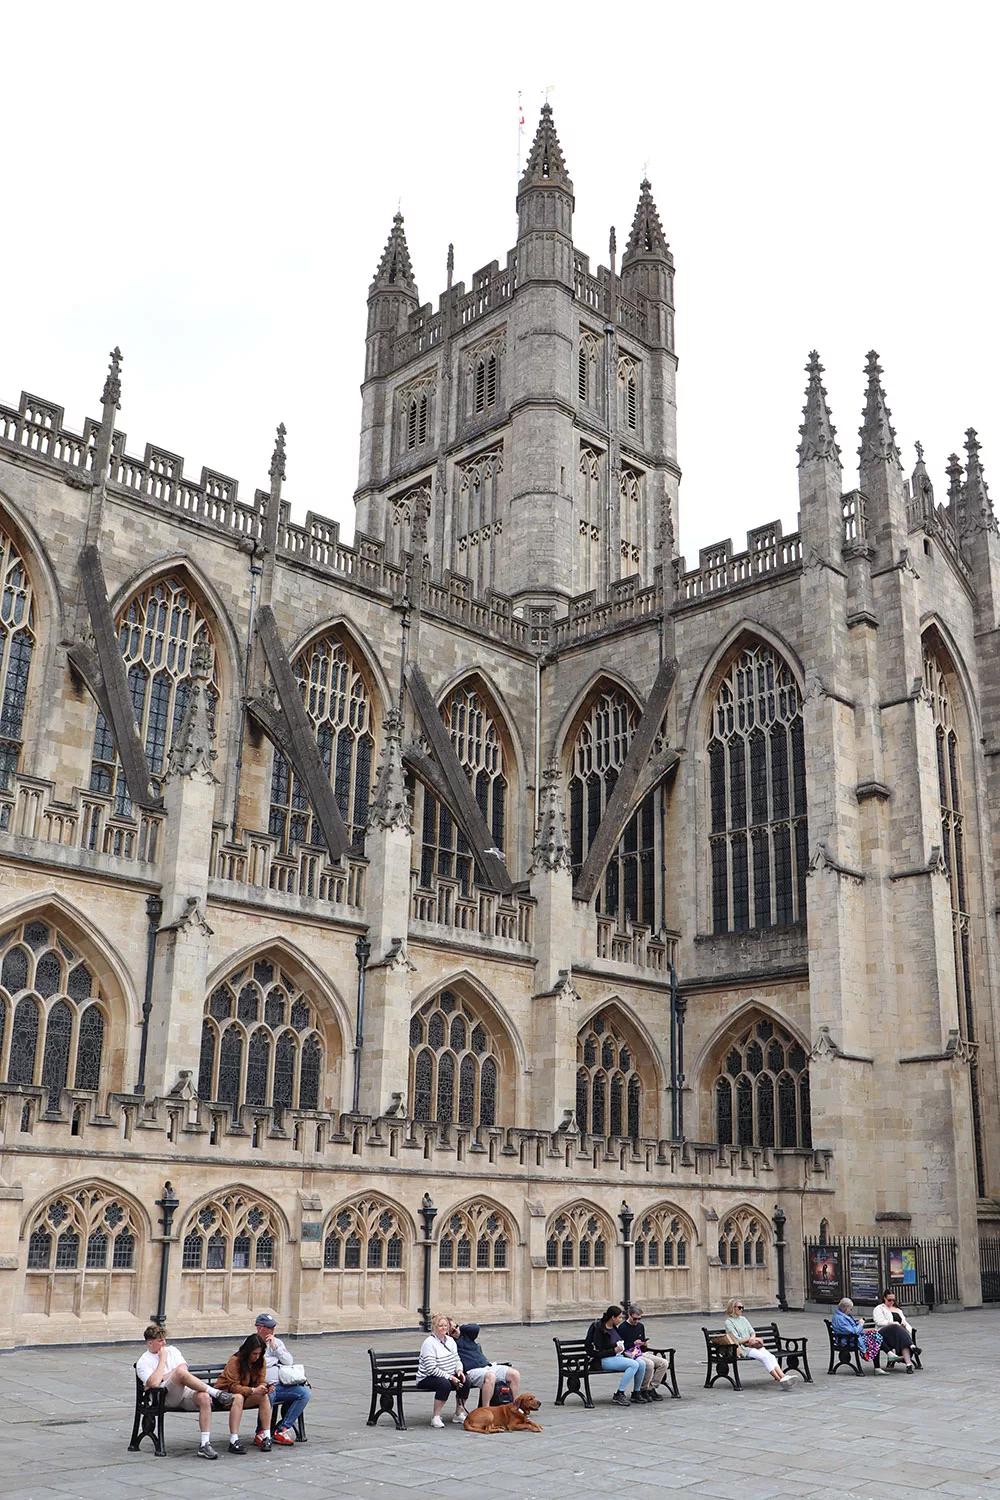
[216, 1333, 274, 1452]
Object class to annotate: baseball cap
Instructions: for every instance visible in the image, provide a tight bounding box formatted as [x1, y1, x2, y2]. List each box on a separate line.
[255, 1312, 277, 1328]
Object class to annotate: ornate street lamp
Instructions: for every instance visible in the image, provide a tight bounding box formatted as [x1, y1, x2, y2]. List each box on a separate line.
[418, 1192, 438, 1332]
[153, 1181, 179, 1325]
[352, 932, 371, 1114]
[619, 1199, 635, 1314]
[772, 1205, 789, 1312]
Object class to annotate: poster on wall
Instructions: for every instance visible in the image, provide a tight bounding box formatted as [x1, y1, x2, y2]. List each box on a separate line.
[886, 1246, 918, 1286]
[847, 1248, 881, 1304]
[808, 1245, 842, 1301]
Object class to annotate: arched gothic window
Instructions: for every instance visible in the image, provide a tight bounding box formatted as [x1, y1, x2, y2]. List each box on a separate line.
[576, 447, 602, 594]
[179, 1192, 279, 1315]
[632, 1206, 690, 1269]
[453, 450, 503, 594]
[0, 523, 36, 791]
[437, 1199, 515, 1311]
[473, 350, 500, 414]
[924, 641, 985, 1194]
[408, 988, 501, 1127]
[568, 687, 661, 927]
[418, 683, 507, 898]
[714, 1015, 811, 1149]
[617, 356, 639, 431]
[575, 1011, 643, 1138]
[198, 958, 326, 1120]
[89, 576, 218, 816]
[578, 333, 600, 406]
[321, 1197, 409, 1314]
[268, 634, 375, 855]
[619, 466, 644, 578]
[0, 918, 107, 1106]
[387, 486, 430, 570]
[718, 1209, 768, 1268]
[545, 1203, 611, 1270]
[707, 642, 807, 933]
[23, 1184, 142, 1318]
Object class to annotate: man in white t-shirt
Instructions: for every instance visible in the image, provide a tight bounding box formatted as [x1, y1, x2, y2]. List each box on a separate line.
[135, 1324, 234, 1460]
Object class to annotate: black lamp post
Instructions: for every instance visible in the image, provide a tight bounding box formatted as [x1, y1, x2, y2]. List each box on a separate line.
[352, 932, 371, 1115]
[772, 1205, 788, 1312]
[418, 1192, 437, 1332]
[619, 1200, 634, 1314]
[675, 994, 687, 1140]
[153, 1181, 179, 1325]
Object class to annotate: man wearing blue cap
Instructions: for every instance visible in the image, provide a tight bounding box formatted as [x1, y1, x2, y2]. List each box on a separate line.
[255, 1313, 311, 1444]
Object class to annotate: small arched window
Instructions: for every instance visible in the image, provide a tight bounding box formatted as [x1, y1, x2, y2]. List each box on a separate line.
[578, 333, 600, 406]
[268, 633, 375, 855]
[617, 356, 639, 431]
[322, 1198, 407, 1277]
[0, 522, 37, 790]
[544, 1204, 612, 1270]
[471, 345, 501, 415]
[89, 576, 218, 816]
[179, 1193, 280, 1298]
[707, 641, 807, 933]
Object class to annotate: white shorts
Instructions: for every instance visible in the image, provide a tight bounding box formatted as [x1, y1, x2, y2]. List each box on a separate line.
[163, 1380, 200, 1412]
[465, 1364, 510, 1388]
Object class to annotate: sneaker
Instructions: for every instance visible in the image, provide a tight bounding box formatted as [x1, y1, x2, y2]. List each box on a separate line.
[452, 1409, 469, 1424]
[273, 1427, 295, 1445]
[430, 1415, 445, 1429]
[781, 1370, 799, 1384]
[209, 1389, 234, 1409]
[228, 1438, 246, 1454]
[199, 1443, 219, 1460]
[612, 1391, 632, 1408]
[902, 1363, 914, 1373]
[630, 1391, 645, 1404]
[254, 1431, 272, 1451]
[647, 1387, 663, 1401]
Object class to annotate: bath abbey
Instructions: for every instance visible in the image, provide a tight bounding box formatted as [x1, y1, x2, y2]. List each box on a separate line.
[0, 104, 997, 1346]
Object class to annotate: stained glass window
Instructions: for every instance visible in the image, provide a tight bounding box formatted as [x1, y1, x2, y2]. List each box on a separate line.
[74, 1007, 104, 1090]
[89, 576, 218, 814]
[715, 1016, 810, 1147]
[708, 642, 807, 933]
[269, 634, 374, 854]
[8, 995, 38, 1084]
[568, 688, 661, 927]
[27, 1228, 51, 1269]
[409, 989, 502, 1127]
[182, 1232, 203, 1269]
[576, 1012, 643, 1137]
[0, 525, 36, 787]
[199, 960, 324, 1116]
[41, 999, 72, 1110]
[418, 683, 507, 897]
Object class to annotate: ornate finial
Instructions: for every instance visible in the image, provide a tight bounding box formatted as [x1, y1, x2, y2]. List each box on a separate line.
[963, 427, 997, 534]
[518, 101, 572, 192]
[167, 641, 217, 781]
[371, 212, 417, 292]
[269, 422, 287, 484]
[622, 178, 670, 265]
[858, 349, 901, 468]
[797, 350, 841, 466]
[910, 438, 934, 517]
[102, 346, 123, 411]
[946, 453, 964, 504]
[914, 439, 924, 463]
[610, 225, 617, 258]
[530, 760, 572, 874]
[368, 707, 412, 833]
[446, 242, 454, 288]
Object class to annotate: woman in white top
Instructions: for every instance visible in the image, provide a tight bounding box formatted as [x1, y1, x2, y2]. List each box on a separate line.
[416, 1313, 472, 1428]
[872, 1291, 915, 1369]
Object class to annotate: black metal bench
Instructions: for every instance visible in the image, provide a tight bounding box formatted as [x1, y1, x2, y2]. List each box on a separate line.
[128, 1361, 307, 1457]
[366, 1349, 513, 1431]
[552, 1337, 680, 1408]
[824, 1318, 923, 1375]
[702, 1322, 812, 1391]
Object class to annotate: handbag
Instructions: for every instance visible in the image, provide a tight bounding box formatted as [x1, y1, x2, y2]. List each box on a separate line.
[276, 1363, 307, 1385]
[711, 1332, 740, 1347]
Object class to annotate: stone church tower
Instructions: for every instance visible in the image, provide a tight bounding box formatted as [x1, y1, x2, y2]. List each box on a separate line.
[0, 105, 996, 1345]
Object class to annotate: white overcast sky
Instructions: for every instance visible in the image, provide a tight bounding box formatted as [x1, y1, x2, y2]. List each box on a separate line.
[2, 1, 997, 569]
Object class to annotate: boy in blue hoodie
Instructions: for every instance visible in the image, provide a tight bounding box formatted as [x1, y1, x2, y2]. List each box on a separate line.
[455, 1323, 521, 1407]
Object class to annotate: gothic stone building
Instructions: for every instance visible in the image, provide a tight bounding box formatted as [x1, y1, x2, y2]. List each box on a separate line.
[0, 106, 997, 1346]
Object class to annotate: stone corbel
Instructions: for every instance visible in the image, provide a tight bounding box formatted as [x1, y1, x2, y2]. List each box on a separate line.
[809, 1025, 873, 1064]
[807, 841, 866, 883]
[899, 1029, 979, 1065]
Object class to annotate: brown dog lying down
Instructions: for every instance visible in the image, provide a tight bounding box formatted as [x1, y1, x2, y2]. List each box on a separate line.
[463, 1394, 543, 1434]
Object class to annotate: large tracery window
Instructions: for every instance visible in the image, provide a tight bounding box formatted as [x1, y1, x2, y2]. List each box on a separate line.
[0, 524, 36, 791]
[0, 918, 107, 1106]
[545, 1203, 612, 1272]
[23, 1184, 142, 1317]
[179, 1191, 279, 1315]
[197, 958, 326, 1121]
[714, 1016, 811, 1149]
[568, 687, 661, 928]
[268, 634, 375, 855]
[924, 642, 985, 1195]
[633, 1205, 691, 1276]
[575, 1011, 642, 1138]
[437, 1199, 515, 1311]
[321, 1197, 409, 1313]
[408, 987, 501, 1127]
[89, 576, 218, 817]
[418, 682, 507, 898]
[718, 1208, 768, 1268]
[708, 642, 807, 933]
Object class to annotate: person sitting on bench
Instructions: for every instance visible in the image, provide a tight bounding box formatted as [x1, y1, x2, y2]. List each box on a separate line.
[135, 1323, 234, 1461]
[417, 1313, 472, 1429]
[724, 1299, 798, 1387]
[455, 1322, 521, 1407]
[831, 1297, 884, 1371]
[620, 1305, 669, 1401]
[872, 1291, 915, 1371]
[216, 1333, 275, 1451]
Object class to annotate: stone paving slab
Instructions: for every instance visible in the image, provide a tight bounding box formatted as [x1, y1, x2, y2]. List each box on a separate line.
[1, 1309, 998, 1500]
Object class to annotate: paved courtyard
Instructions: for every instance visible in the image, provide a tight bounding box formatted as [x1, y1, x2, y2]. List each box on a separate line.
[1, 1308, 998, 1500]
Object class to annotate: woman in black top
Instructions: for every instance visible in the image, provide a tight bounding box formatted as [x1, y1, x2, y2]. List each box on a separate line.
[584, 1305, 646, 1408]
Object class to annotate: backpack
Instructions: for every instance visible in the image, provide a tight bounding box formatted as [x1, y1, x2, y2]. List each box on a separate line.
[489, 1381, 513, 1406]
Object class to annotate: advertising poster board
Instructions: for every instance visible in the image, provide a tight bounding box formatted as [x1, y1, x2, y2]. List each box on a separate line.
[886, 1246, 917, 1285]
[808, 1244, 842, 1301]
[847, 1248, 881, 1304]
